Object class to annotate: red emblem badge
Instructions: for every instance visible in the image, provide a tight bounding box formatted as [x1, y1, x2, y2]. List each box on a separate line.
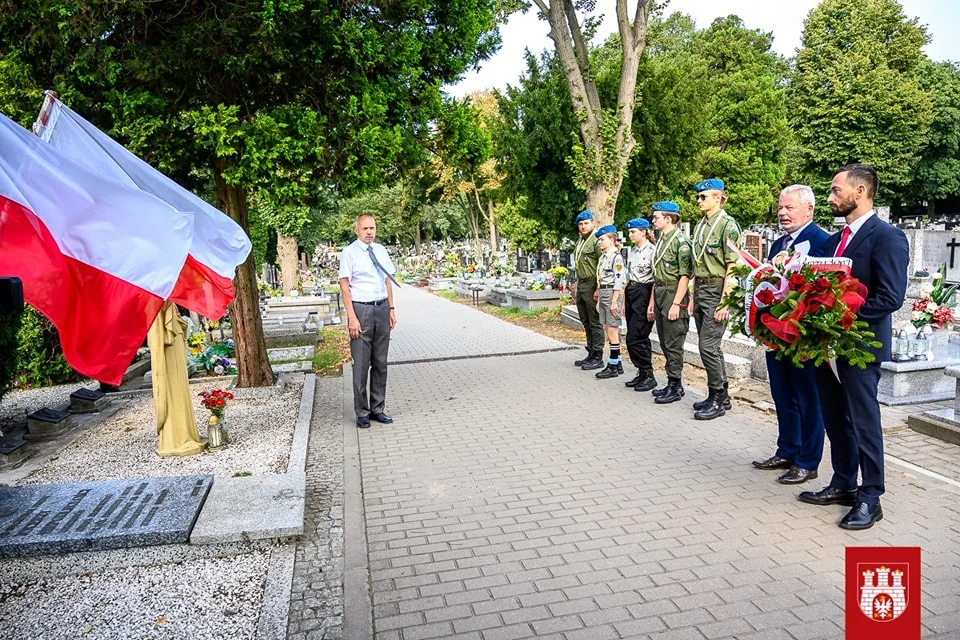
[846, 547, 921, 639]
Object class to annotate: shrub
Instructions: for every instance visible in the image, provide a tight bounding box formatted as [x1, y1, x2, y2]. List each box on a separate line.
[12, 306, 80, 389]
[0, 311, 21, 404]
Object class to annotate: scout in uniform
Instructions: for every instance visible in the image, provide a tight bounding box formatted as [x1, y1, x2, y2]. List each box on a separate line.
[623, 217, 658, 392]
[650, 202, 692, 404]
[690, 178, 742, 420]
[593, 224, 626, 378]
[573, 210, 604, 370]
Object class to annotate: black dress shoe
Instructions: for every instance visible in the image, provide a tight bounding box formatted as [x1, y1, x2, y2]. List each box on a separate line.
[777, 466, 818, 485]
[357, 416, 371, 428]
[752, 455, 792, 470]
[595, 364, 622, 379]
[624, 373, 642, 387]
[839, 502, 883, 530]
[798, 486, 858, 506]
[580, 354, 605, 370]
[370, 412, 393, 424]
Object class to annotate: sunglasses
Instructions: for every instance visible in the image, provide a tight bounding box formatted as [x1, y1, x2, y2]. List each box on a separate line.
[696, 194, 710, 201]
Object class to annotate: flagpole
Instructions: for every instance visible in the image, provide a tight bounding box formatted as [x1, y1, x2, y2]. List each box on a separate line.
[32, 90, 57, 137]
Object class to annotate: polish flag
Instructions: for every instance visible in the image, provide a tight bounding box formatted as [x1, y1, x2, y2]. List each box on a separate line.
[34, 94, 251, 319]
[0, 113, 194, 385]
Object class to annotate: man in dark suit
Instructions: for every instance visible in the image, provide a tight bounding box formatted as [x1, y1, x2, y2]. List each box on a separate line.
[752, 185, 829, 484]
[799, 164, 909, 530]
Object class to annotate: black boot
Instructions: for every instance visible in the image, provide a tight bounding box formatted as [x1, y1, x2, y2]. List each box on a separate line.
[574, 347, 592, 367]
[655, 378, 684, 404]
[595, 362, 622, 379]
[720, 382, 732, 410]
[694, 389, 726, 420]
[634, 369, 658, 392]
[580, 351, 605, 370]
[625, 371, 643, 387]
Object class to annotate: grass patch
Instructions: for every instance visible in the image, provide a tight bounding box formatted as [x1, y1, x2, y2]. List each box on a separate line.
[493, 305, 550, 320]
[434, 289, 459, 300]
[313, 325, 350, 376]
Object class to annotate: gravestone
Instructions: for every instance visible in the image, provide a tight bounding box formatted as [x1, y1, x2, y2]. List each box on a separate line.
[69, 388, 108, 414]
[25, 408, 74, 440]
[0, 475, 213, 558]
[744, 233, 764, 262]
[559, 250, 571, 268]
[516, 256, 530, 273]
[0, 437, 29, 469]
[539, 252, 552, 271]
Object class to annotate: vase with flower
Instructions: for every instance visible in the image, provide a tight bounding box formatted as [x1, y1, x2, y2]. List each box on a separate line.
[906, 263, 957, 357]
[199, 389, 234, 450]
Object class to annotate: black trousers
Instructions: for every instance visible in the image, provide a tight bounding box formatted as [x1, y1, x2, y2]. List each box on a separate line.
[575, 279, 603, 352]
[624, 282, 654, 370]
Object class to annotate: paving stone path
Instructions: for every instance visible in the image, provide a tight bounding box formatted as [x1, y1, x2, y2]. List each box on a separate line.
[335, 285, 960, 640]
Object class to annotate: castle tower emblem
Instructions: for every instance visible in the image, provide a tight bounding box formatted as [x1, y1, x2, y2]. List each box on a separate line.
[858, 564, 909, 621]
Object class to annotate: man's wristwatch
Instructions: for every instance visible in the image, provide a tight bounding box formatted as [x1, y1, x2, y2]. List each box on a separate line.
[389, 306, 395, 309]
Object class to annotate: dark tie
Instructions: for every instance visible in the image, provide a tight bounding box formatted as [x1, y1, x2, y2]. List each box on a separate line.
[368, 246, 400, 288]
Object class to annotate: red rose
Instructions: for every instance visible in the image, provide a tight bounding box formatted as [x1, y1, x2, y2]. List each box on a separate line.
[815, 277, 831, 291]
[839, 314, 855, 329]
[756, 289, 775, 305]
[789, 273, 806, 289]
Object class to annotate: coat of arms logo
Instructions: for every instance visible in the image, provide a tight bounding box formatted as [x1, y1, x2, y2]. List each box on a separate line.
[857, 564, 909, 622]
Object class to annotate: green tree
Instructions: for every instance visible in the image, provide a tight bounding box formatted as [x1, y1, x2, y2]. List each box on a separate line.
[790, 0, 933, 208]
[906, 60, 960, 215]
[694, 16, 790, 225]
[525, 0, 654, 225]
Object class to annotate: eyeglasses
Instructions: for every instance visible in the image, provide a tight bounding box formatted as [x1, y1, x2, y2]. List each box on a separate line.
[651, 214, 663, 220]
[696, 194, 710, 201]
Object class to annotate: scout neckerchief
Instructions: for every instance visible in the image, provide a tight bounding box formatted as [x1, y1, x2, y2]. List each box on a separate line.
[654, 227, 680, 268]
[693, 209, 728, 264]
[574, 233, 591, 267]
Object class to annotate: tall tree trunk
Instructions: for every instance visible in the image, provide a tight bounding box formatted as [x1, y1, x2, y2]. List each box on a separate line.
[414, 223, 422, 255]
[277, 235, 299, 296]
[487, 199, 498, 253]
[216, 157, 274, 388]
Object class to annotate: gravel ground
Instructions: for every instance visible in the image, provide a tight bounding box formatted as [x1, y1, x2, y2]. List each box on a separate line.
[0, 548, 272, 640]
[0, 379, 98, 432]
[16, 377, 303, 485]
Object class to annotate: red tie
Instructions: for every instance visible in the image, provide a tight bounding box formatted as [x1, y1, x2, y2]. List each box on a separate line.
[835, 226, 851, 257]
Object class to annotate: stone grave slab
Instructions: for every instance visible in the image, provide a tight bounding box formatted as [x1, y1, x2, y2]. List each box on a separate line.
[25, 408, 74, 440]
[0, 436, 30, 469]
[0, 474, 213, 558]
[69, 388, 108, 414]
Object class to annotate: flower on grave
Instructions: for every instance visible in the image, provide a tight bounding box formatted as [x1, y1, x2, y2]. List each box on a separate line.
[926, 301, 939, 313]
[199, 389, 234, 420]
[213, 364, 225, 375]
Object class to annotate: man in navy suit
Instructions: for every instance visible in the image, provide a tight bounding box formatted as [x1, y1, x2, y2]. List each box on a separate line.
[799, 164, 909, 530]
[752, 185, 829, 484]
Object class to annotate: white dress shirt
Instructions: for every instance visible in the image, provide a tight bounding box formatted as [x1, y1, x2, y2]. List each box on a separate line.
[338, 239, 396, 302]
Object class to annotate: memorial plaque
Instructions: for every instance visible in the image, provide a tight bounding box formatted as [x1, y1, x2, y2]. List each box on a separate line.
[25, 408, 74, 439]
[743, 233, 764, 263]
[69, 388, 108, 414]
[516, 256, 530, 273]
[0, 475, 213, 558]
[559, 250, 571, 268]
[0, 436, 29, 470]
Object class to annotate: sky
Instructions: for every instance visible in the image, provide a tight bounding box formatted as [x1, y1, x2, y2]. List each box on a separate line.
[446, 0, 960, 97]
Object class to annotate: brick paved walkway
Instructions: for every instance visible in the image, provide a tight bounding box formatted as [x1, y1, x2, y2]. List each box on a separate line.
[343, 289, 960, 640]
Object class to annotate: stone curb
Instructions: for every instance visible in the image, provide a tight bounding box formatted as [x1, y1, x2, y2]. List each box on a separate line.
[342, 363, 373, 640]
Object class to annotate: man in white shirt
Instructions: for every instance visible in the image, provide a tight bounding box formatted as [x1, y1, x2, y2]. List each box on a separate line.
[339, 215, 398, 428]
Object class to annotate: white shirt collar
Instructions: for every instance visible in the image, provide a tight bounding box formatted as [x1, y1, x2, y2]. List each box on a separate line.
[846, 209, 875, 236]
[789, 220, 814, 242]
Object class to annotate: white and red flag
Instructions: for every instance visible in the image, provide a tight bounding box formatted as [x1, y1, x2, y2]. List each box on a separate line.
[34, 93, 251, 319]
[0, 113, 194, 385]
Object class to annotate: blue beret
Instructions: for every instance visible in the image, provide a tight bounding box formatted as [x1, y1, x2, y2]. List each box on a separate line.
[651, 201, 680, 213]
[594, 224, 617, 238]
[575, 210, 594, 223]
[624, 218, 650, 230]
[695, 178, 725, 192]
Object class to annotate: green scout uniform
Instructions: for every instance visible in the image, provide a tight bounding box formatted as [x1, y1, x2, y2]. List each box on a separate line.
[575, 233, 603, 352]
[653, 227, 693, 380]
[692, 210, 742, 390]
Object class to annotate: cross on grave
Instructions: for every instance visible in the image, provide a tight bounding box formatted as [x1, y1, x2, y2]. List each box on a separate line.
[947, 237, 960, 269]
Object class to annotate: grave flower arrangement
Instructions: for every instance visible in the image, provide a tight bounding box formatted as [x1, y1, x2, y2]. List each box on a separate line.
[187, 331, 205, 355]
[199, 389, 234, 420]
[910, 263, 957, 330]
[721, 246, 880, 368]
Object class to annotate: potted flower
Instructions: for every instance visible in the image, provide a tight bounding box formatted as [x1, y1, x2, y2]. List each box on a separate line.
[199, 389, 234, 450]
